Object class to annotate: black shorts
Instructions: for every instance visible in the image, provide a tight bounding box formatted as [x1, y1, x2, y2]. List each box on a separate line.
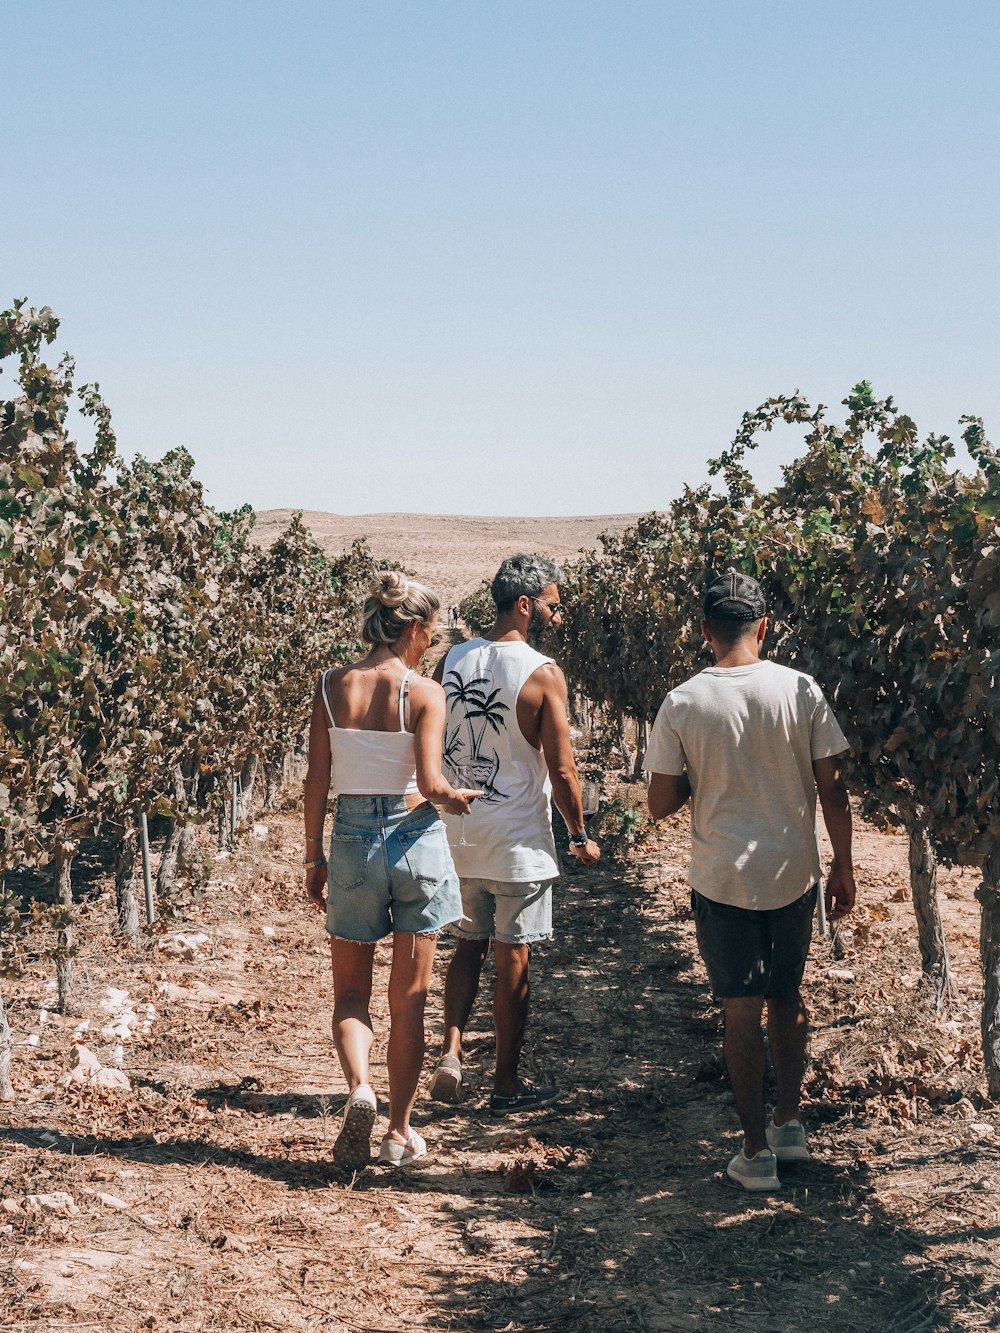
[691, 885, 818, 998]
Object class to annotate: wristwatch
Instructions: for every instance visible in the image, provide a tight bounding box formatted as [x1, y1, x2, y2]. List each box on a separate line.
[569, 832, 589, 848]
[302, 857, 328, 869]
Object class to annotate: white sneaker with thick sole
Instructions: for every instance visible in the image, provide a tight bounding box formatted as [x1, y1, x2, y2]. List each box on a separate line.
[378, 1129, 427, 1166]
[766, 1117, 811, 1161]
[726, 1147, 780, 1191]
[332, 1085, 377, 1173]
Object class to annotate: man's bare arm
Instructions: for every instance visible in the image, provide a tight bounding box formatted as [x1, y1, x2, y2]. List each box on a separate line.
[813, 753, 856, 920]
[647, 771, 691, 821]
[535, 665, 600, 863]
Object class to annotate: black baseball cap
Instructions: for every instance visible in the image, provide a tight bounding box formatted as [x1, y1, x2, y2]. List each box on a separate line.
[703, 570, 766, 621]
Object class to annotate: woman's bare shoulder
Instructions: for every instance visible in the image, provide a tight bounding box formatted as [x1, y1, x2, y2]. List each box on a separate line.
[408, 674, 446, 718]
[323, 659, 366, 684]
[408, 673, 445, 700]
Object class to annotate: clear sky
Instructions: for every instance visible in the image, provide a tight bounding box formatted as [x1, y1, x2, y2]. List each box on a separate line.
[5, 2, 998, 515]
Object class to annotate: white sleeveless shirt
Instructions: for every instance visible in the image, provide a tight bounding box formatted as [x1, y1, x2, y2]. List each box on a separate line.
[440, 638, 558, 881]
[322, 668, 420, 796]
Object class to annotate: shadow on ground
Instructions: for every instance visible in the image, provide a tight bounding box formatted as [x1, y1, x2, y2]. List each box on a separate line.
[4, 819, 996, 1331]
[376, 853, 997, 1332]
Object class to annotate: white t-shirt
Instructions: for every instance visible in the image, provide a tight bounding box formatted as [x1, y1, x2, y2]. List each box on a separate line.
[646, 659, 848, 910]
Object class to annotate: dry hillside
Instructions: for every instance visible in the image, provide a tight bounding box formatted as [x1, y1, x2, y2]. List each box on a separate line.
[253, 510, 642, 608]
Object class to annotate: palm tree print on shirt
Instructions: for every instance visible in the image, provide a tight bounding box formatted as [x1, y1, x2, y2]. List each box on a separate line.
[466, 686, 509, 754]
[443, 671, 490, 754]
[443, 668, 511, 804]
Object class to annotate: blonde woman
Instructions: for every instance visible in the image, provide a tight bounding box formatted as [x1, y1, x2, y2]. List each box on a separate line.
[303, 572, 479, 1172]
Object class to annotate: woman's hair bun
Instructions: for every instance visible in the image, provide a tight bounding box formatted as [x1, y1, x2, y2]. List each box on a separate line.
[371, 570, 410, 609]
[361, 571, 439, 646]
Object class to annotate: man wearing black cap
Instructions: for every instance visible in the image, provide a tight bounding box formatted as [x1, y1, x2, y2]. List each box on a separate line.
[646, 570, 855, 1191]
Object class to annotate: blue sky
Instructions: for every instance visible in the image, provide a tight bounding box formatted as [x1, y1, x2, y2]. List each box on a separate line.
[4, 2, 998, 515]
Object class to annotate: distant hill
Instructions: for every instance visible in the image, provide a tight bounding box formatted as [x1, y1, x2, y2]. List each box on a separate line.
[253, 510, 643, 608]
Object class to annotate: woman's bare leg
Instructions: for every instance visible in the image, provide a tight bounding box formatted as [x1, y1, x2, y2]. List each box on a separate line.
[330, 939, 377, 1092]
[386, 932, 438, 1137]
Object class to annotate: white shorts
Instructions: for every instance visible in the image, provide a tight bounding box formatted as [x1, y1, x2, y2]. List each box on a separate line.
[448, 877, 554, 945]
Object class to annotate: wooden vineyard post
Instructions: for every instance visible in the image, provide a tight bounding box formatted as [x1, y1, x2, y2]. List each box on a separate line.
[139, 812, 156, 926]
[0, 985, 13, 1101]
[980, 855, 1000, 1100]
[53, 841, 77, 1017]
[217, 777, 233, 853]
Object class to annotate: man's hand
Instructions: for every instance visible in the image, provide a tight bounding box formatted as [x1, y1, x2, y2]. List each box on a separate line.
[434, 788, 483, 816]
[814, 755, 854, 922]
[570, 837, 601, 864]
[825, 857, 856, 921]
[305, 864, 328, 913]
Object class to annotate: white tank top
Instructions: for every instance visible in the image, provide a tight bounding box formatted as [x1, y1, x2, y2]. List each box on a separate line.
[440, 638, 558, 881]
[322, 669, 420, 796]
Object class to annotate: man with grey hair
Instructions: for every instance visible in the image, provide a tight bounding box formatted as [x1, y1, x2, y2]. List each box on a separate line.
[430, 554, 600, 1114]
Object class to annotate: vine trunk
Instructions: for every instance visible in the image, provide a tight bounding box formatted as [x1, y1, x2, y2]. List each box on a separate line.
[115, 827, 141, 944]
[262, 759, 282, 811]
[240, 754, 259, 814]
[630, 719, 649, 781]
[177, 760, 200, 871]
[156, 765, 188, 900]
[908, 818, 957, 1012]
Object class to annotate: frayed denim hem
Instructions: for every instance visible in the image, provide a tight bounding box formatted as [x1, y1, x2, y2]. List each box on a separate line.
[446, 924, 553, 946]
[327, 927, 448, 945]
[444, 923, 489, 942]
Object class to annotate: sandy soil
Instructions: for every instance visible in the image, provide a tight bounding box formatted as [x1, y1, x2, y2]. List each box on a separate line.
[252, 511, 642, 609]
[3, 713, 997, 1330]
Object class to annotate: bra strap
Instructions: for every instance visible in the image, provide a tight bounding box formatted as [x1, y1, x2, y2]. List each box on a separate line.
[398, 669, 414, 732]
[320, 670, 336, 728]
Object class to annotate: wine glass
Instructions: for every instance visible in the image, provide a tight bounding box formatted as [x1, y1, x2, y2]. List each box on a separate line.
[580, 779, 600, 824]
[455, 764, 477, 846]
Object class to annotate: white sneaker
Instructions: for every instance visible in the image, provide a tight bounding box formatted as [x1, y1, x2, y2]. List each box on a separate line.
[332, 1085, 376, 1173]
[766, 1117, 811, 1162]
[378, 1129, 427, 1166]
[726, 1146, 780, 1191]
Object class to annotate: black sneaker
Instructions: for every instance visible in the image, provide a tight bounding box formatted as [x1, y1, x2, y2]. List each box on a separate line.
[489, 1081, 563, 1115]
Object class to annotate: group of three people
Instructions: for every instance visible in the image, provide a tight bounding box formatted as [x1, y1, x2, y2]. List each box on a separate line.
[303, 556, 855, 1189]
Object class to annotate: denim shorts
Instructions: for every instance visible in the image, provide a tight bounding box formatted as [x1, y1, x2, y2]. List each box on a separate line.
[448, 878, 554, 946]
[325, 796, 463, 942]
[691, 885, 818, 998]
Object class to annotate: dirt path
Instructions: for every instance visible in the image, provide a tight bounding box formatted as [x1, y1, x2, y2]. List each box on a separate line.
[2, 785, 998, 1330]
